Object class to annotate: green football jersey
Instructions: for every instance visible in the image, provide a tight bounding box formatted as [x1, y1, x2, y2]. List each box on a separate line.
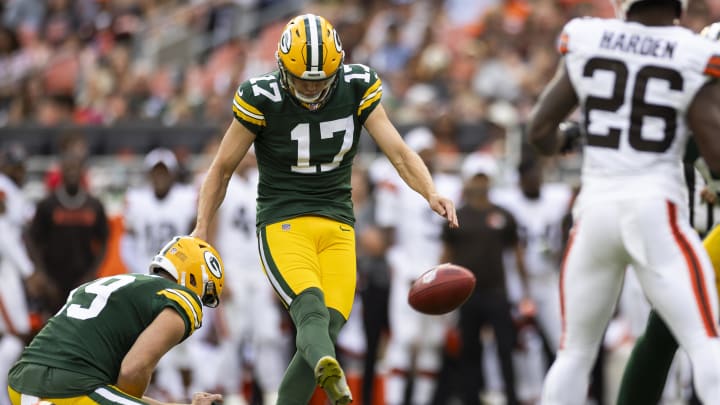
[9, 274, 203, 397]
[232, 64, 383, 227]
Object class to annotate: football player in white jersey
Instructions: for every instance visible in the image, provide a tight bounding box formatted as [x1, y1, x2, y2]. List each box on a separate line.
[494, 155, 570, 353]
[375, 128, 462, 405]
[121, 148, 198, 273]
[493, 154, 571, 402]
[208, 148, 287, 405]
[526, 0, 720, 403]
[0, 145, 41, 405]
[615, 21, 720, 405]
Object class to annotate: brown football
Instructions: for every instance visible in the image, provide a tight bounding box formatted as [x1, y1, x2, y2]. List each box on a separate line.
[408, 263, 476, 315]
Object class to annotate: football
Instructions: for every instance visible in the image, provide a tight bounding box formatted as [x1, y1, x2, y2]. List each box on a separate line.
[408, 263, 476, 315]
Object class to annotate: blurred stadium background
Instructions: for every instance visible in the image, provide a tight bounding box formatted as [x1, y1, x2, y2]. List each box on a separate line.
[2, 0, 720, 404]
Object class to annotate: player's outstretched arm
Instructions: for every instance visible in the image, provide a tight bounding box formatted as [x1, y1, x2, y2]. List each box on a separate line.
[689, 80, 720, 175]
[527, 61, 579, 155]
[193, 120, 255, 241]
[365, 104, 458, 228]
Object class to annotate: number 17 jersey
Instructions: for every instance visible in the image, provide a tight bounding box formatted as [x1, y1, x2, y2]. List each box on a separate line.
[231, 64, 382, 227]
[560, 18, 720, 206]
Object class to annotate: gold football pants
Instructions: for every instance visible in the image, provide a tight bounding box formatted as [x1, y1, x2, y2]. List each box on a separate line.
[258, 216, 356, 319]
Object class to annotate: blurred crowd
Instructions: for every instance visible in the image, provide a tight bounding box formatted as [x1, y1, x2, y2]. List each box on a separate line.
[0, 0, 714, 154]
[3, 0, 720, 405]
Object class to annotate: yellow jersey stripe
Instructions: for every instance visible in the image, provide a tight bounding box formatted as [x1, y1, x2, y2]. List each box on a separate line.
[157, 289, 202, 332]
[232, 102, 266, 126]
[360, 85, 382, 105]
[232, 98, 264, 120]
[234, 91, 263, 117]
[358, 88, 382, 115]
[361, 79, 381, 101]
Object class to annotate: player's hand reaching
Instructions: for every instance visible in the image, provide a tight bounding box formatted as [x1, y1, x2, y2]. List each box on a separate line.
[191, 392, 223, 405]
[428, 193, 459, 228]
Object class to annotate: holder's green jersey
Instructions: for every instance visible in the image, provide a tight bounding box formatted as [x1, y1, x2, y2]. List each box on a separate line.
[232, 64, 383, 227]
[9, 274, 202, 397]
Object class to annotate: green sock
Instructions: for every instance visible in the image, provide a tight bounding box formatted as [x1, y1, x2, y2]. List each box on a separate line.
[291, 288, 336, 367]
[277, 352, 316, 405]
[617, 310, 678, 405]
[277, 288, 342, 405]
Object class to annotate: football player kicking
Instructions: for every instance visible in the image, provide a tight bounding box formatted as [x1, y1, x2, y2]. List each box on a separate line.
[7, 236, 224, 405]
[526, 0, 720, 403]
[191, 13, 458, 405]
[616, 21, 720, 405]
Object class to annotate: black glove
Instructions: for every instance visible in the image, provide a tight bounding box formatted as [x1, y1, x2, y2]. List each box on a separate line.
[558, 121, 582, 154]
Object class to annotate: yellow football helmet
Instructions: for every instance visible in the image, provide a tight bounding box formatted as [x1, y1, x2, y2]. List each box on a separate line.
[149, 236, 224, 308]
[276, 14, 344, 110]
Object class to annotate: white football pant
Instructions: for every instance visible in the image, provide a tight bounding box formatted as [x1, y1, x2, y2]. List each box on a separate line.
[542, 199, 720, 404]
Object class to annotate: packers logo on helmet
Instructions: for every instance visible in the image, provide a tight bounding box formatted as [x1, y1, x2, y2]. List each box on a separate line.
[276, 14, 345, 110]
[150, 236, 225, 308]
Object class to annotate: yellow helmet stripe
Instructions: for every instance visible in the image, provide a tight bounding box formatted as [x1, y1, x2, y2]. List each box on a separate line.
[158, 288, 203, 331]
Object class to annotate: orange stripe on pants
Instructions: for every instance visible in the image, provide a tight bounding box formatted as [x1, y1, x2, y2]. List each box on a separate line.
[667, 201, 717, 337]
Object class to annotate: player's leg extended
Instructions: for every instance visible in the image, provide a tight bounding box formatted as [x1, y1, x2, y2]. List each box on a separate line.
[259, 219, 333, 404]
[633, 201, 720, 403]
[316, 217, 356, 402]
[259, 217, 354, 404]
[541, 209, 627, 405]
[616, 310, 677, 405]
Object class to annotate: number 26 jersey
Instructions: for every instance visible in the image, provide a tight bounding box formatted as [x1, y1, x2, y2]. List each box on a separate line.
[560, 17, 720, 205]
[231, 64, 382, 227]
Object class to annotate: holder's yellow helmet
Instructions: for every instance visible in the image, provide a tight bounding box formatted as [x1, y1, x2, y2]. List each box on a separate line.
[149, 236, 224, 308]
[276, 14, 344, 110]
